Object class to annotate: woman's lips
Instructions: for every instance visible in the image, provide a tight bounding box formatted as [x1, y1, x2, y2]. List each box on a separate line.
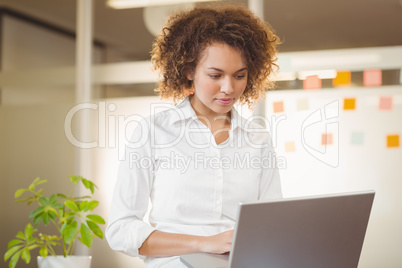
[216, 98, 233, 105]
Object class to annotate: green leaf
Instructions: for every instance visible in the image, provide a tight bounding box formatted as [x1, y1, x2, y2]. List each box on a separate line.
[39, 247, 48, 257]
[27, 245, 40, 251]
[4, 245, 22, 261]
[42, 212, 50, 225]
[86, 214, 105, 224]
[28, 179, 38, 191]
[29, 206, 45, 219]
[75, 195, 91, 200]
[33, 215, 42, 226]
[39, 197, 48, 206]
[34, 179, 47, 186]
[87, 221, 103, 239]
[81, 178, 90, 188]
[37, 189, 45, 196]
[24, 223, 36, 238]
[7, 239, 23, 248]
[15, 197, 34, 203]
[69, 175, 80, 184]
[49, 194, 57, 204]
[14, 189, 26, 198]
[79, 201, 88, 211]
[57, 193, 68, 199]
[49, 211, 58, 220]
[86, 201, 99, 211]
[64, 221, 78, 244]
[65, 200, 79, 212]
[80, 223, 93, 247]
[16, 232, 25, 240]
[9, 249, 22, 268]
[60, 222, 68, 235]
[81, 178, 97, 194]
[21, 247, 31, 264]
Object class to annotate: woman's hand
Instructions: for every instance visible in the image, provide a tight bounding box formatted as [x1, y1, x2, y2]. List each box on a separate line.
[198, 230, 234, 254]
[138, 229, 234, 257]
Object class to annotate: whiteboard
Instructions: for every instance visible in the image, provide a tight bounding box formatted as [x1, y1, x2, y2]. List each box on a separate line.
[266, 85, 402, 267]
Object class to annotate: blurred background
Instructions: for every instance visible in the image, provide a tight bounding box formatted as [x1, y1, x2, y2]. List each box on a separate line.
[0, 0, 401, 267]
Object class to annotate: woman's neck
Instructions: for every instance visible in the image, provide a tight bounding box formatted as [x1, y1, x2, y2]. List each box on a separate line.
[189, 96, 231, 130]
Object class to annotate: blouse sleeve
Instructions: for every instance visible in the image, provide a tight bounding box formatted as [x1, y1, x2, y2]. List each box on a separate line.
[258, 135, 283, 200]
[105, 120, 156, 257]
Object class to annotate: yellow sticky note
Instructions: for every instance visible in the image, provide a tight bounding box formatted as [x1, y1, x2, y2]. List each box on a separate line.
[285, 141, 296, 152]
[333, 71, 351, 87]
[273, 101, 284, 113]
[321, 133, 333, 145]
[387, 135, 400, 148]
[344, 98, 356, 110]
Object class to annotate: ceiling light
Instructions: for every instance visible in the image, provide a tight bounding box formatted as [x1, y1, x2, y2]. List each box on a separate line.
[107, 0, 218, 9]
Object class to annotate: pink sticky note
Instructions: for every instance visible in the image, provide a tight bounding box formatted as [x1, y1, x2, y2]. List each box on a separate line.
[379, 96, 393, 111]
[364, 69, 382, 87]
[303, 75, 322, 90]
[321, 133, 333, 145]
[273, 101, 284, 113]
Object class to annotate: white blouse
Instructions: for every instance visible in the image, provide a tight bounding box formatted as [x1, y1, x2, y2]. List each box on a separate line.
[106, 97, 282, 267]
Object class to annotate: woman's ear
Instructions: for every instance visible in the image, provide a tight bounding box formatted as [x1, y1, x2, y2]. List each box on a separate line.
[184, 68, 193, 81]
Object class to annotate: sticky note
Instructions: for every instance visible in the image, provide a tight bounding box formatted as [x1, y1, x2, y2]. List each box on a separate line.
[351, 132, 364, 145]
[303, 75, 322, 90]
[273, 101, 284, 113]
[379, 96, 393, 111]
[333, 71, 351, 87]
[387, 135, 400, 148]
[343, 98, 356, 110]
[297, 99, 309, 111]
[364, 69, 382, 87]
[285, 141, 296, 152]
[321, 133, 333, 145]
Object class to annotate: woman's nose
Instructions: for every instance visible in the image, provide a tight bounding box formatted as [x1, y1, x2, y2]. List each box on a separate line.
[220, 77, 234, 94]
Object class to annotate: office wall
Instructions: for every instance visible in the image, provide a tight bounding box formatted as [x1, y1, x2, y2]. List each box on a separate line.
[266, 86, 402, 267]
[0, 12, 102, 268]
[0, 103, 76, 268]
[1, 15, 76, 105]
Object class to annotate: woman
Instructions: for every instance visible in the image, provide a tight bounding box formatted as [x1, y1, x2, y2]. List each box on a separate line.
[106, 5, 282, 267]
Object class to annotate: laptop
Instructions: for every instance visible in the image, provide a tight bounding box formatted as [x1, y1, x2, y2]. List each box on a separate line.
[180, 190, 375, 268]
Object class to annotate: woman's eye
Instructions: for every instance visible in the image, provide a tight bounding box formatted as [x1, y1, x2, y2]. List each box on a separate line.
[235, 74, 246, 79]
[209, 74, 221, 79]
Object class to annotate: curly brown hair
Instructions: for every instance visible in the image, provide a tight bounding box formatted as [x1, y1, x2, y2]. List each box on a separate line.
[151, 5, 280, 107]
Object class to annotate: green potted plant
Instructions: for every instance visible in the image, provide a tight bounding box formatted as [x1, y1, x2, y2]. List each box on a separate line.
[4, 175, 105, 268]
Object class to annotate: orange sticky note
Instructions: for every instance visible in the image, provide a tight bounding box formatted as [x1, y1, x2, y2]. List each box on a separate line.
[321, 133, 333, 145]
[343, 98, 356, 110]
[379, 96, 393, 111]
[285, 141, 296, 152]
[364, 69, 382, 87]
[273, 101, 284, 113]
[333, 71, 351, 87]
[303, 75, 322, 90]
[387, 135, 400, 148]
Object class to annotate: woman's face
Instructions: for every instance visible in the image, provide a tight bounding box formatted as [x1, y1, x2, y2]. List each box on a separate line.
[187, 42, 248, 119]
